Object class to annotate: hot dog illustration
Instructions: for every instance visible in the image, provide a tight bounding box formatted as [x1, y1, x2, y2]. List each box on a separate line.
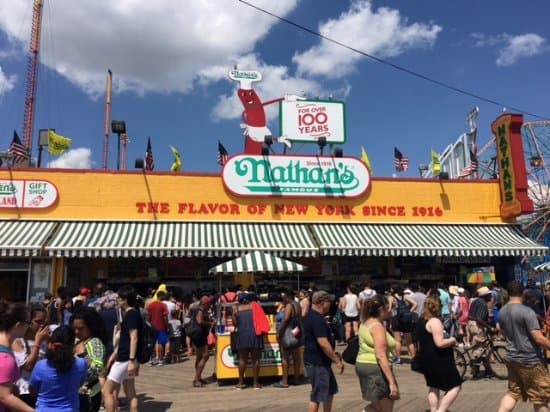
[229, 69, 298, 154]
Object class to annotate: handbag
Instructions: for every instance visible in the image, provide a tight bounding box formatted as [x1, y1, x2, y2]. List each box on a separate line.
[341, 335, 359, 365]
[207, 331, 216, 347]
[281, 326, 301, 349]
[411, 353, 423, 373]
[411, 342, 423, 373]
[280, 303, 304, 349]
[230, 331, 238, 353]
[184, 310, 203, 340]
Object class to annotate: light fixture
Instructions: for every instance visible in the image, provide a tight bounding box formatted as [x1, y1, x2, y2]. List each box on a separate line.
[264, 135, 273, 146]
[134, 158, 144, 169]
[418, 164, 429, 177]
[439, 172, 449, 180]
[0, 151, 14, 167]
[332, 147, 343, 157]
[111, 120, 126, 134]
[261, 144, 270, 156]
[530, 155, 543, 168]
[317, 136, 327, 155]
[111, 120, 126, 170]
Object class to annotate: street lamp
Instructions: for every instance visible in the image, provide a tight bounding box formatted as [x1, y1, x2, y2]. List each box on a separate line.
[418, 164, 429, 178]
[111, 120, 126, 170]
[317, 136, 327, 155]
[0, 151, 15, 168]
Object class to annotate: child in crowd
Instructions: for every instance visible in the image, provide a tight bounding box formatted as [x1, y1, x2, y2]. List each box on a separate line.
[168, 310, 183, 363]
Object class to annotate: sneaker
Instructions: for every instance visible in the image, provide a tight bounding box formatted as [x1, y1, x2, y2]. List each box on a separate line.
[393, 356, 402, 365]
[149, 359, 159, 366]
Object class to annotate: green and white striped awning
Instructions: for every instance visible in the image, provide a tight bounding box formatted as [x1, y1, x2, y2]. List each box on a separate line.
[312, 223, 548, 257]
[534, 262, 550, 272]
[45, 222, 317, 258]
[0, 220, 57, 257]
[209, 251, 307, 274]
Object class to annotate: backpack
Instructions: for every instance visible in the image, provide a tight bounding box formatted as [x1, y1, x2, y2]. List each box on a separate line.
[395, 297, 413, 323]
[495, 288, 509, 309]
[137, 314, 154, 364]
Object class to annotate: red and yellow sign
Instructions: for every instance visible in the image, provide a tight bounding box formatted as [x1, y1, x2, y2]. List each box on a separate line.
[492, 113, 533, 218]
[0, 169, 511, 224]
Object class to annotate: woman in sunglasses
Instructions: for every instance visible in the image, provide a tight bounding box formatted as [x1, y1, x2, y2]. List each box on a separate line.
[11, 306, 50, 408]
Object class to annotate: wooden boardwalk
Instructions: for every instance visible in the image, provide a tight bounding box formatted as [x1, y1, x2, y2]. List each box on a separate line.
[134, 355, 535, 411]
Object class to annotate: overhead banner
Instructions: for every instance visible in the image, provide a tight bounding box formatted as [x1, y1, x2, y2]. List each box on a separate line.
[279, 100, 346, 143]
[222, 154, 370, 198]
[491, 113, 533, 218]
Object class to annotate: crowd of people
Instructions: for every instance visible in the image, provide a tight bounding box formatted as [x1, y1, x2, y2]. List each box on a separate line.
[1, 278, 550, 412]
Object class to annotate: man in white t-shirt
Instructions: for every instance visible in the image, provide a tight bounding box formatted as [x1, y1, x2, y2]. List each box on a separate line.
[163, 293, 177, 321]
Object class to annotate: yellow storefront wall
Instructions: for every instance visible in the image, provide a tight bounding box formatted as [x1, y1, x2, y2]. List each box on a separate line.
[0, 169, 511, 224]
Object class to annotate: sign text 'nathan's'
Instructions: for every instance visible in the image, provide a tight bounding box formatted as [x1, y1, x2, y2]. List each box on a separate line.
[222, 154, 370, 198]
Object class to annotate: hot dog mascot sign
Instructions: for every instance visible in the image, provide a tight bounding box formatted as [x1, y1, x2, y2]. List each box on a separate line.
[229, 69, 296, 154]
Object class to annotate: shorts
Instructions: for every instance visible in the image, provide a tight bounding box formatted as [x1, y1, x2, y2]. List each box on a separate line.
[343, 314, 359, 323]
[107, 361, 136, 384]
[191, 334, 208, 349]
[305, 364, 338, 403]
[170, 336, 181, 352]
[355, 362, 394, 401]
[507, 362, 550, 405]
[391, 318, 413, 334]
[155, 330, 169, 345]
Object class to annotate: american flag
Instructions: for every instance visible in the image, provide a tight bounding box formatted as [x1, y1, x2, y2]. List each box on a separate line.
[8, 131, 29, 164]
[145, 137, 154, 171]
[459, 150, 478, 177]
[393, 147, 409, 172]
[217, 141, 229, 166]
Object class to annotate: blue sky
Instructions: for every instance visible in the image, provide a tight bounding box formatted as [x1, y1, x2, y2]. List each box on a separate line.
[0, 0, 549, 176]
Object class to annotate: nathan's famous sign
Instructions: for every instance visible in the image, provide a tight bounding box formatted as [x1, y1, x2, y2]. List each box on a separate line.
[492, 113, 533, 218]
[222, 154, 370, 198]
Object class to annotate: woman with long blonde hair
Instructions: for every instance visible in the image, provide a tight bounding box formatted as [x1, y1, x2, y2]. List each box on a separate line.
[415, 294, 462, 412]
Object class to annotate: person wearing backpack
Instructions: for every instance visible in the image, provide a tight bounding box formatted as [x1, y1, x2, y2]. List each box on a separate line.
[219, 286, 238, 304]
[274, 289, 304, 388]
[102, 286, 142, 412]
[388, 285, 417, 364]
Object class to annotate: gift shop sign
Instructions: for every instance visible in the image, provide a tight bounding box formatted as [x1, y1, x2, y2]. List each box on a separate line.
[222, 154, 370, 198]
[280, 100, 346, 144]
[0, 179, 58, 209]
[491, 113, 533, 218]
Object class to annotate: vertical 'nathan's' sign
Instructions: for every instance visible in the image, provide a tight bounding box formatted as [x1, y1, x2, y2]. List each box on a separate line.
[492, 113, 533, 218]
[222, 154, 370, 198]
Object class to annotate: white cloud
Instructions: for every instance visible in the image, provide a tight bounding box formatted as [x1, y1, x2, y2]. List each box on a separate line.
[0, 65, 16, 97]
[47, 148, 92, 169]
[471, 32, 547, 66]
[496, 34, 546, 67]
[0, 0, 299, 98]
[471, 33, 508, 48]
[292, 0, 442, 78]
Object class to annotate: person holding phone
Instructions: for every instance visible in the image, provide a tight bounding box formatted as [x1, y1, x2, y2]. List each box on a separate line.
[102, 286, 142, 412]
[12, 306, 50, 408]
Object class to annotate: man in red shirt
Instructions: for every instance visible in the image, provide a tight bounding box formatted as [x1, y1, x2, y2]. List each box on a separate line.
[147, 291, 169, 366]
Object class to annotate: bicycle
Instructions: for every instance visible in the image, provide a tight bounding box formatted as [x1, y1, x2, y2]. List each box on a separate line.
[453, 322, 507, 380]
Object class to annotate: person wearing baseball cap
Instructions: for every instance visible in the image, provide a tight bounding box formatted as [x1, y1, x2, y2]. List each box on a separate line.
[302, 290, 343, 412]
[72, 287, 92, 307]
